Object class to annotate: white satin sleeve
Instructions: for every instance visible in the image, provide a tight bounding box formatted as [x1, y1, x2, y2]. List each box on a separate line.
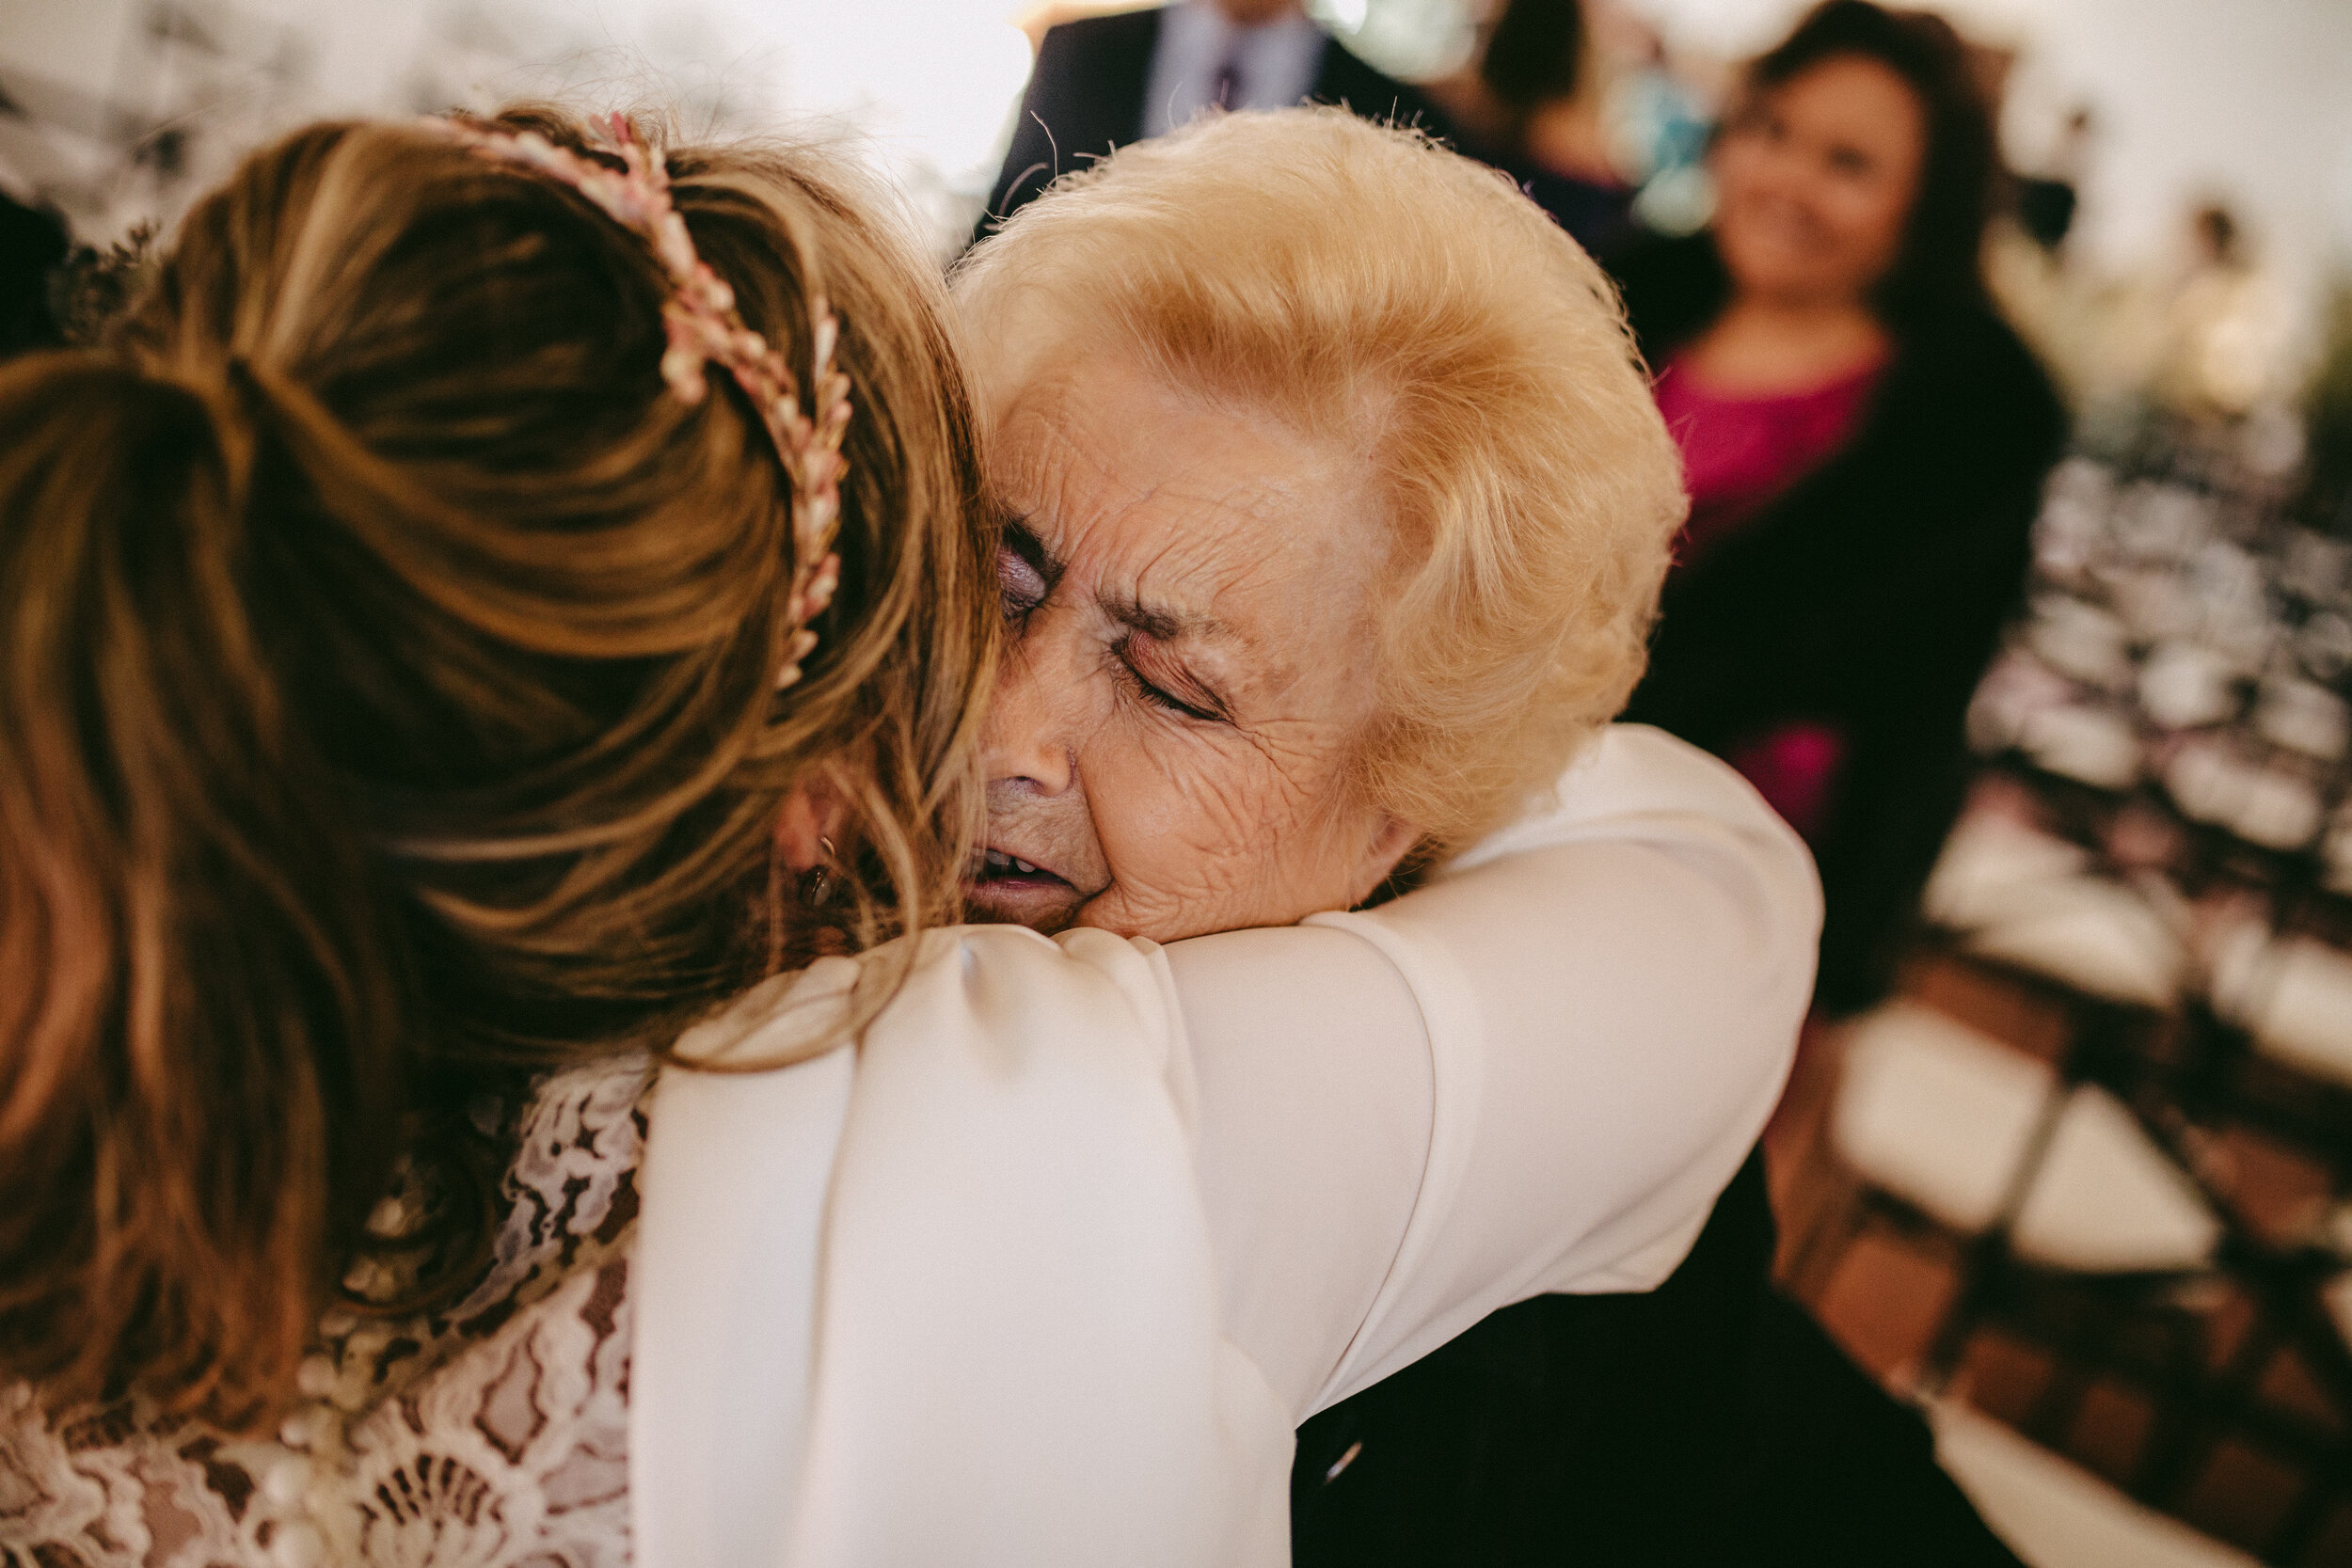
[1153, 723, 1821, 1418]
[635, 926, 1298, 1568]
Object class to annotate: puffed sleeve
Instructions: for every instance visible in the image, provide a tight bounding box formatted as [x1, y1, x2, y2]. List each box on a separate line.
[635, 928, 1299, 1568]
[1154, 724, 1820, 1418]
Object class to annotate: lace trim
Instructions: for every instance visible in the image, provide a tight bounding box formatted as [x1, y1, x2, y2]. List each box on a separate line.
[0, 1052, 653, 1568]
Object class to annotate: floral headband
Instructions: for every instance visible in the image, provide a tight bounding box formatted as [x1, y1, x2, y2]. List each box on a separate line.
[423, 112, 849, 690]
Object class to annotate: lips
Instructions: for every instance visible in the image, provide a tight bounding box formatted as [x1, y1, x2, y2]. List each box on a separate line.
[963, 843, 1085, 927]
[969, 844, 1074, 893]
[980, 847, 1050, 879]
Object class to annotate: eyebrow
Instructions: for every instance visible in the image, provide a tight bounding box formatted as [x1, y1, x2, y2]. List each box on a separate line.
[1104, 593, 1216, 643]
[1004, 515, 1232, 646]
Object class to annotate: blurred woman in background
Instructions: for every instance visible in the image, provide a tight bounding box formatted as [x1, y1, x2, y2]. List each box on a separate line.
[1615, 0, 2067, 1013]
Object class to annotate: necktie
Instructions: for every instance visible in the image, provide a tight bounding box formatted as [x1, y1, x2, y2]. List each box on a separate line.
[1212, 48, 1243, 110]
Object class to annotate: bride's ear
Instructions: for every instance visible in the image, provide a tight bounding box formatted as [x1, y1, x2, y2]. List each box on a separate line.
[775, 777, 851, 872]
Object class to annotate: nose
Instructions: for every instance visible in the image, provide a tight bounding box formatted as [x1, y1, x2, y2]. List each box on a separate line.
[981, 628, 1077, 798]
[1732, 135, 1799, 198]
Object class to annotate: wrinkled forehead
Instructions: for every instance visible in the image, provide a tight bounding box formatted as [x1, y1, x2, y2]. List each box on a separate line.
[990, 356, 1391, 622]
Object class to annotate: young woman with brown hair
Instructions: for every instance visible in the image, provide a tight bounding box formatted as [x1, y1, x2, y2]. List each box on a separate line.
[0, 106, 997, 1563]
[0, 106, 1819, 1567]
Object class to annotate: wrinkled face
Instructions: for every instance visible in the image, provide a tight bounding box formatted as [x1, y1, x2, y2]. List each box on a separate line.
[965, 356, 1415, 942]
[1710, 54, 1926, 309]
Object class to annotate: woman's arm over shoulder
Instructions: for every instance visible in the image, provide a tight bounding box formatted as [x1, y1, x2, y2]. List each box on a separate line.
[1154, 725, 1821, 1417]
[640, 926, 1291, 1568]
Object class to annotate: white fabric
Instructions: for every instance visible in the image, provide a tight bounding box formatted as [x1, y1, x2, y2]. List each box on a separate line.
[633, 724, 1820, 1568]
[632, 965, 859, 1568]
[1141, 0, 1328, 137]
[1834, 1003, 2219, 1273]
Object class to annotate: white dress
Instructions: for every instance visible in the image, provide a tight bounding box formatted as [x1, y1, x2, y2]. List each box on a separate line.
[0, 726, 1818, 1567]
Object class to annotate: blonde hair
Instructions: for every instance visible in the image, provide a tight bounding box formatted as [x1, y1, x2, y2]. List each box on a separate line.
[0, 111, 993, 1424]
[951, 108, 1684, 857]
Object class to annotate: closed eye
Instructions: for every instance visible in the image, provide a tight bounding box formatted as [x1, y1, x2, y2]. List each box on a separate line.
[1114, 634, 1229, 724]
[997, 542, 1049, 620]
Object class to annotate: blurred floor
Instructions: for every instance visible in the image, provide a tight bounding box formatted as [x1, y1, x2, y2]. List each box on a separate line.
[1766, 951, 2352, 1567]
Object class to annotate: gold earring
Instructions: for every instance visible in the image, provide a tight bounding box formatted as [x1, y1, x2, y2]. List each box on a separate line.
[798, 835, 839, 909]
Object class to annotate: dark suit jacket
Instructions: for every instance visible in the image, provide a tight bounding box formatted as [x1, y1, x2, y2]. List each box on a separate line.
[1291, 1150, 2026, 1567]
[1291, 1151, 1776, 1567]
[1614, 231, 2068, 1014]
[977, 6, 1450, 236]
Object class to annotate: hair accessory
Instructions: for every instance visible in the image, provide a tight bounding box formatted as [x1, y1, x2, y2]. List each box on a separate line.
[422, 112, 849, 689]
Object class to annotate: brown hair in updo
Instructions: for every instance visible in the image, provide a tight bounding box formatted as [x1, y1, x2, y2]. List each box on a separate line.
[0, 109, 995, 1425]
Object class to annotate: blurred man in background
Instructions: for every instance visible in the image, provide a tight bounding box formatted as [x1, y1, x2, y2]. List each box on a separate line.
[978, 0, 1448, 234]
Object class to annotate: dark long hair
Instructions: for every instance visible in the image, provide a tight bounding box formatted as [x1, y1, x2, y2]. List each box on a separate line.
[1744, 0, 2001, 325]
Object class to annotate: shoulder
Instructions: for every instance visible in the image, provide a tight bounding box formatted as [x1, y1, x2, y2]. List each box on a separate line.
[1880, 303, 2066, 459]
[638, 927, 1268, 1567]
[1446, 724, 1806, 870]
[671, 926, 1175, 1079]
[1902, 303, 2058, 402]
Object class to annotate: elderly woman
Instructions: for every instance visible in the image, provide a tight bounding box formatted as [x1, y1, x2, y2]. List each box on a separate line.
[946, 103, 1817, 1550]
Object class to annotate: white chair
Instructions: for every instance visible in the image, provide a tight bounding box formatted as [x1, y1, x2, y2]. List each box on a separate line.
[2020, 703, 2144, 791]
[2207, 923, 2352, 1093]
[1930, 1400, 2261, 1568]
[2026, 596, 2136, 691]
[2163, 736, 2325, 853]
[2138, 641, 2242, 732]
[1832, 1004, 2221, 1275]
[2251, 677, 2349, 764]
[1922, 815, 2188, 1010]
[2326, 809, 2352, 896]
[2023, 596, 2136, 690]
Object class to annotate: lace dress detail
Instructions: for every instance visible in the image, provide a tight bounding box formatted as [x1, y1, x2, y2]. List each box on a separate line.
[0, 1053, 654, 1568]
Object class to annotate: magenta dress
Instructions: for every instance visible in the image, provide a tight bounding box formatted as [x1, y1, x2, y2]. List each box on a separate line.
[1652, 357, 1883, 843]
